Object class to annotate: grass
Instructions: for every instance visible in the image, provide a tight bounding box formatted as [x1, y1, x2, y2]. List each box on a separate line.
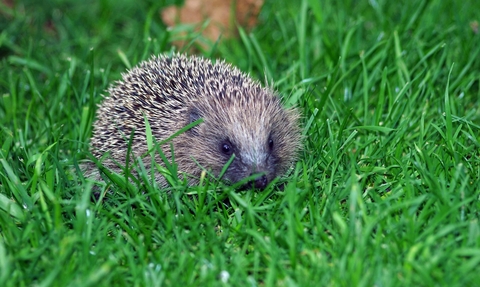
[1, 0, 480, 286]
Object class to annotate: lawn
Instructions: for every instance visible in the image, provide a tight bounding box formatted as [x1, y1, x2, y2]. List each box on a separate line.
[1, 0, 479, 286]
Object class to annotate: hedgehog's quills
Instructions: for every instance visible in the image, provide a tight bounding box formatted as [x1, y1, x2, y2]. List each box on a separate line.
[84, 54, 301, 190]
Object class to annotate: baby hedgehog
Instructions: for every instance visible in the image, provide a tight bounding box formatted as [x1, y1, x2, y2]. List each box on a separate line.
[86, 54, 301, 189]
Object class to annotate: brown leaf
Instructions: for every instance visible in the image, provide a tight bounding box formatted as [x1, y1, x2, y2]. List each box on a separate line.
[161, 0, 263, 48]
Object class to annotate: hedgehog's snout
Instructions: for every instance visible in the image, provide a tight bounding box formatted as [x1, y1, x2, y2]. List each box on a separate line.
[227, 159, 271, 190]
[250, 173, 268, 189]
[238, 149, 272, 190]
[238, 172, 269, 190]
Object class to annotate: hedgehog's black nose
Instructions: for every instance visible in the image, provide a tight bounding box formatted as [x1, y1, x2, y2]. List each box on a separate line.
[252, 174, 268, 189]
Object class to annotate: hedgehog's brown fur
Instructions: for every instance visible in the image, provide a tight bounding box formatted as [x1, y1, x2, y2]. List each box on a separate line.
[85, 54, 301, 189]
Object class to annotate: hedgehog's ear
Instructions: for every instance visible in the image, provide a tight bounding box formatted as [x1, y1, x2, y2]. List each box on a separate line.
[187, 107, 202, 136]
[189, 107, 201, 124]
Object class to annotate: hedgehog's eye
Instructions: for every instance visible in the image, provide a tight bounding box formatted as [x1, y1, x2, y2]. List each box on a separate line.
[268, 138, 274, 151]
[220, 140, 234, 156]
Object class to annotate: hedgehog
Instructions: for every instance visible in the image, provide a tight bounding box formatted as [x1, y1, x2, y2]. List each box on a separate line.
[85, 54, 301, 190]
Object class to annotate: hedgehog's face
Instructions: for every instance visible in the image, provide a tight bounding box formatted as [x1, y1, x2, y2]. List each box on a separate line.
[213, 132, 278, 190]
[179, 89, 300, 190]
